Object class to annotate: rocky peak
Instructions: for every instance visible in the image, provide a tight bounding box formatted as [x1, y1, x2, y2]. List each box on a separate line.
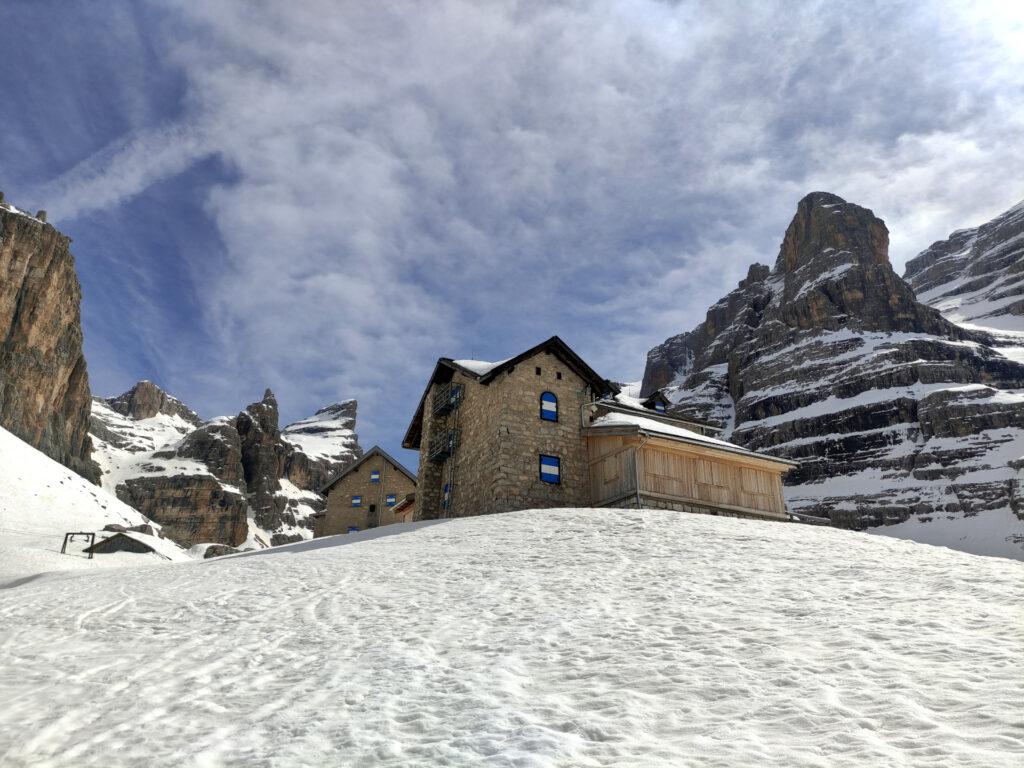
[0, 199, 100, 482]
[104, 380, 202, 425]
[777, 191, 890, 273]
[237, 388, 280, 441]
[640, 192, 1024, 545]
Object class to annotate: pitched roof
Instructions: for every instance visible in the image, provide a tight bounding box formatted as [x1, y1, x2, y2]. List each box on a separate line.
[402, 336, 613, 449]
[319, 445, 417, 494]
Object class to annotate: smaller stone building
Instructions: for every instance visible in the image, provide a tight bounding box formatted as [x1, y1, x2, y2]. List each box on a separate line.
[314, 446, 417, 536]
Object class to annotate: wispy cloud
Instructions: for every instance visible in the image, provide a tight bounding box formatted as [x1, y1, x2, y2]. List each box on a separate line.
[15, 0, 1024, 454]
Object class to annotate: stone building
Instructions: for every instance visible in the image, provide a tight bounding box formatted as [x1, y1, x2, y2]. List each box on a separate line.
[314, 446, 416, 536]
[402, 336, 796, 521]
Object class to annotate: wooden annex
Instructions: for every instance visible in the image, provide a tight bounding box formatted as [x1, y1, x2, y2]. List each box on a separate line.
[586, 410, 791, 520]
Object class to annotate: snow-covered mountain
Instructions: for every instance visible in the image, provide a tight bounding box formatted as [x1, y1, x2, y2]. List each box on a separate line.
[905, 199, 1024, 337]
[0, 422, 189, 585]
[0, 509, 1020, 766]
[90, 381, 362, 550]
[641, 192, 1024, 560]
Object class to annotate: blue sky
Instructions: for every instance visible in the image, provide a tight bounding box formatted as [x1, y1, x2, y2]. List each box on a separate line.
[2, 1, 1023, 467]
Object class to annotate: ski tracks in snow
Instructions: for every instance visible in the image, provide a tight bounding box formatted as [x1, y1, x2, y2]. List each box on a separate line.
[0, 509, 1022, 767]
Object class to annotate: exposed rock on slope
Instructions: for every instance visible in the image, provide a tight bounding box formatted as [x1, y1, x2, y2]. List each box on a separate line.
[90, 383, 362, 548]
[0, 197, 99, 482]
[905, 199, 1024, 334]
[641, 192, 1024, 554]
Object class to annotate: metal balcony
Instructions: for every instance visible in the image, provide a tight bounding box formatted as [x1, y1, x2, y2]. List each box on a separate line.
[428, 429, 459, 463]
[432, 382, 463, 415]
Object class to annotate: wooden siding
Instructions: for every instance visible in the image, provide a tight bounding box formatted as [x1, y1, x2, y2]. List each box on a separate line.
[588, 434, 788, 518]
[588, 442, 637, 505]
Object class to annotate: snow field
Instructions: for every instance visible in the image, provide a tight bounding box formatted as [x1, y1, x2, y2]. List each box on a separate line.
[0, 425, 189, 584]
[0, 509, 1021, 767]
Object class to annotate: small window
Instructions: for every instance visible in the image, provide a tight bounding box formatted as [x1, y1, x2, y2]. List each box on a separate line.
[535, 366, 542, 376]
[351, 495, 362, 507]
[347, 526, 359, 533]
[539, 454, 561, 484]
[654, 402, 666, 413]
[370, 469, 381, 483]
[540, 391, 558, 422]
[442, 483, 451, 509]
[556, 371, 562, 380]
[386, 494, 397, 507]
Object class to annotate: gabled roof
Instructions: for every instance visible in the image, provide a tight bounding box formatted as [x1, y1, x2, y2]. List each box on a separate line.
[402, 336, 613, 449]
[319, 446, 417, 494]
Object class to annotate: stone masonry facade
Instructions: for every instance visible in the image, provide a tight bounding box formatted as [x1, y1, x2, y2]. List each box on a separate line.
[416, 350, 595, 520]
[319, 452, 416, 535]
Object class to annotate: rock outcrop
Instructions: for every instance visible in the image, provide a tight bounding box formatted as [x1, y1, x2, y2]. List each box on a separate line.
[90, 382, 362, 548]
[0, 198, 100, 482]
[641, 192, 1024, 546]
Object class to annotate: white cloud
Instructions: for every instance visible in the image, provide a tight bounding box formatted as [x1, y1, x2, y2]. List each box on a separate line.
[29, 0, 1024, 448]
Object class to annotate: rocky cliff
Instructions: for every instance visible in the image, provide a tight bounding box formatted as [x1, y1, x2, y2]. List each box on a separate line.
[641, 192, 1024, 555]
[91, 383, 362, 548]
[904, 199, 1024, 336]
[0, 196, 100, 482]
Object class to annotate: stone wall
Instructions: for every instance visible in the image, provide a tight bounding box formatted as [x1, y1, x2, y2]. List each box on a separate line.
[319, 453, 416, 535]
[611, 494, 786, 522]
[414, 350, 594, 520]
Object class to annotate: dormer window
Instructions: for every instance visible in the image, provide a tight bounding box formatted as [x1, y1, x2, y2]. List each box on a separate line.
[540, 391, 558, 422]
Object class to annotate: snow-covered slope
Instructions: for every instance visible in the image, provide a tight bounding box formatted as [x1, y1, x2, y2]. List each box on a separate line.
[281, 400, 360, 465]
[0, 424, 189, 585]
[0, 509, 1020, 767]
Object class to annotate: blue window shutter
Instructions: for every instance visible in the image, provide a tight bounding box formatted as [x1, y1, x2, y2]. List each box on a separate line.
[386, 494, 397, 507]
[351, 495, 361, 507]
[347, 526, 359, 533]
[655, 402, 666, 412]
[540, 391, 558, 421]
[539, 454, 561, 484]
[370, 470, 381, 483]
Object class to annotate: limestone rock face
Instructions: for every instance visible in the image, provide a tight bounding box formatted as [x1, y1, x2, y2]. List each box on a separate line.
[0, 202, 100, 482]
[115, 475, 248, 547]
[904, 199, 1024, 332]
[641, 192, 1024, 550]
[90, 382, 362, 549]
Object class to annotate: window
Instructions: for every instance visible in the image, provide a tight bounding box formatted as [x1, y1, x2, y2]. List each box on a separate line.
[539, 454, 561, 484]
[535, 366, 542, 376]
[442, 483, 452, 509]
[540, 391, 558, 422]
[386, 494, 397, 507]
[654, 402, 666, 413]
[556, 371, 562, 380]
[369, 469, 381, 483]
[351, 495, 362, 507]
[347, 526, 359, 533]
